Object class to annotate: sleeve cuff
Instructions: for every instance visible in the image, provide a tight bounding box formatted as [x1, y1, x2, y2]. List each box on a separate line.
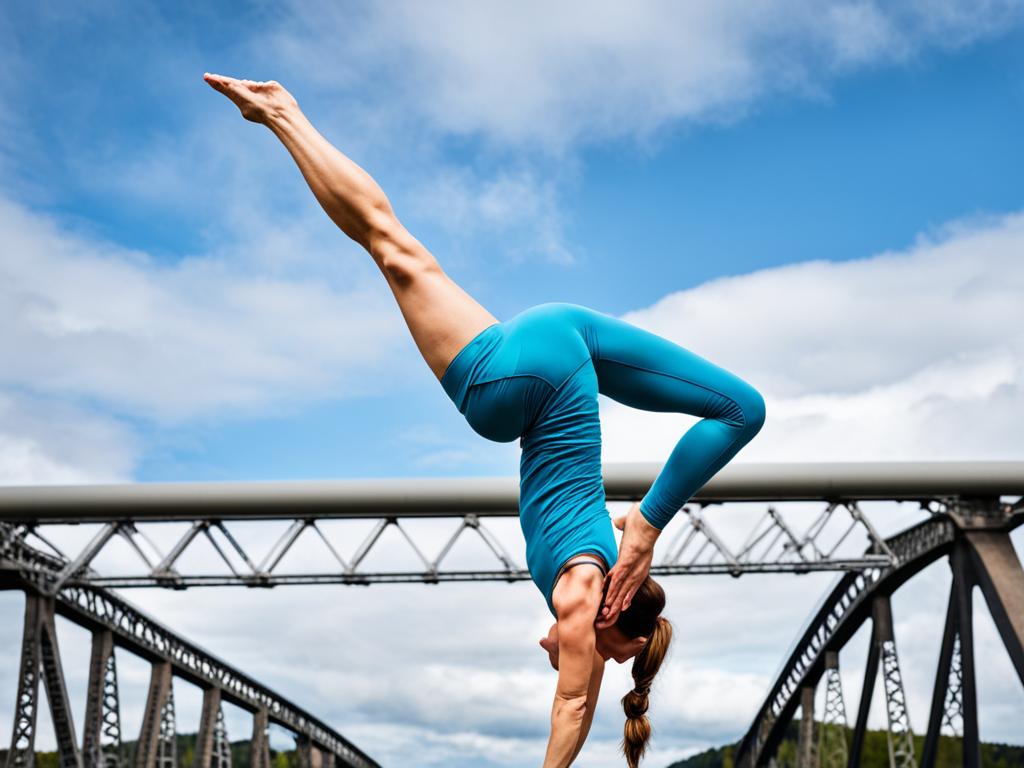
[638, 500, 665, 530]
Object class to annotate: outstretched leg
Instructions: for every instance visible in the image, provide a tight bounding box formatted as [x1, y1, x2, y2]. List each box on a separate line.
[579, 306, 766, 529]
[203, 73, 498, 381]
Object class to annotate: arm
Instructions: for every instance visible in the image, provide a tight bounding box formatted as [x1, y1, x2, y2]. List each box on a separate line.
[568, 650, 606, 764]
[539, 628, 605, 762]
[596, 501, 662, 629]
[543, 568, 604, 768]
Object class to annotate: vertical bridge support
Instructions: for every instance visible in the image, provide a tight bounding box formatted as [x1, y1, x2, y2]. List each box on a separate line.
[796, 686, 815, 768]
[921, 531, 1024, 768]
[818, 651, 849, 768]
[849, 595, 917, 768]
[82, 629, 123, 768]
[251, 709, 270, 768]
[194, 688, 231, 768]
[134, 662, 174, 768]
[5, 594, 82, 768]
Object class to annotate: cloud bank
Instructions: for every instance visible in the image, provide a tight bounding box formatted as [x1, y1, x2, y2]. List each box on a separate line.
[3, 208, 1022, 765]
[273, 0, 1024, 150]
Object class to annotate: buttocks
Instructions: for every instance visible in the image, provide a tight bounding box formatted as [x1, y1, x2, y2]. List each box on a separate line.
[498, 303, 593, 390]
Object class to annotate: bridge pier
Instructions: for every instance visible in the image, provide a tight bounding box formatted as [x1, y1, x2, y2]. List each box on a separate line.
[849, 595, 917, 768]
[6, 593, 82, 768]
[297, 735, 312, 768]
[796, 686, 815, 768]
[251, 708, 270, 768]
[134, 662, 174, 768]
[194, 688, 231, 768]
[818, 651, 849, 768]
[82, 629, 122, 768]
[920, 542, 975, 767]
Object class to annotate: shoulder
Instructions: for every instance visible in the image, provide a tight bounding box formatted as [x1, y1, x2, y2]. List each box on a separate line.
[551, 564, 604, 625]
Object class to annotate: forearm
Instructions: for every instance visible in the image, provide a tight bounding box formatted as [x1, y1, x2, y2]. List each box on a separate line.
[265, 105, 395, 251]
[568, 652, 605, 763]
[544, 696, 588, 768]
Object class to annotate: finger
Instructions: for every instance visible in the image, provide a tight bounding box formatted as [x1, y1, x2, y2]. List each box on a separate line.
[596, 592, 623, 627]
[603, 572, 625, 611]
[596, 602, 620, 628]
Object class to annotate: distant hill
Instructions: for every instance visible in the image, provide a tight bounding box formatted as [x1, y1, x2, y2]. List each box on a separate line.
[1, 733, 301, 768]
[666, 720, 1024, 768]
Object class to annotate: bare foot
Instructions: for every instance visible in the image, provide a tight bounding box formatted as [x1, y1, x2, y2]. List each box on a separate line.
[203, 72, 298, 124]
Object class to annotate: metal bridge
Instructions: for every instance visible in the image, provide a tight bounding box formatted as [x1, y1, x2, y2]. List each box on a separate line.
[2, 460, 1023, 767]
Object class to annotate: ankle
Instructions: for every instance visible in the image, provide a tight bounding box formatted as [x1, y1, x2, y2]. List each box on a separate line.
[265, 100, 301, 128]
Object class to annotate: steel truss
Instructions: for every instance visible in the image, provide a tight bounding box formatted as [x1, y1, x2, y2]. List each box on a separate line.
[736, 495, 1024, 768]
[2, 461, 1022, 768]
[6, 461, 1020, 590]
[0, 565, 379, 768]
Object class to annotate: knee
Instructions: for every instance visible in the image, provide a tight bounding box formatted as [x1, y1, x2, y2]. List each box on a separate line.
[368, 219, 440, 284]
[738, 385, 766, 435]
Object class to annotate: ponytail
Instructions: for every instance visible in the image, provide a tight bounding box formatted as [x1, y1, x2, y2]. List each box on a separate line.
[621, 615, 672, 767]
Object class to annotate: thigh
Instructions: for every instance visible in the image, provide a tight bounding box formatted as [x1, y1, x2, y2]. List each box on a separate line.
[388, 265, 500, 382]
[579, 307, 759, 423]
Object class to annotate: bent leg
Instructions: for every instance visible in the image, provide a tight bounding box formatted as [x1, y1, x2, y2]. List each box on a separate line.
[580, 308, 766, 529]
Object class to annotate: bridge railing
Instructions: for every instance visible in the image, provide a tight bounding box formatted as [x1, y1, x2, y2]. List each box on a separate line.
[3, 461, 1021, 590]
[3, 460, 1022, 768]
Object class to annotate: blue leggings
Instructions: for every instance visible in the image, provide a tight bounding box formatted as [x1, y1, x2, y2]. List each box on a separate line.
[439, 302, 766, 612]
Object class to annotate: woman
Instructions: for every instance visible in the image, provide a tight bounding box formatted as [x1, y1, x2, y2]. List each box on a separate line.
[205, 74, 766, 767]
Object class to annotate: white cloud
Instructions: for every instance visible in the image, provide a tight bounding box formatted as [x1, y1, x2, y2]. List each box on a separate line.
[406, 168, 574, 266]
[271, 0, 1024, 151]
[601, 210, 1024, 464]
[0, 390, 136, 484]
[0, 195, 413, 423]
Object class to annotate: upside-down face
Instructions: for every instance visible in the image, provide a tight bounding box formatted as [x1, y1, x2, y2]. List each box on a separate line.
[538, 621, 648, 669]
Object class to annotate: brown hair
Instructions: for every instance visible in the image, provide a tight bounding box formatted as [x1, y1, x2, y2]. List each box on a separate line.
[616, 577, 672, 768]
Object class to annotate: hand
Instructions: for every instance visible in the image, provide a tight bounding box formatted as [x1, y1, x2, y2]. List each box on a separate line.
[538, 623, 559, 670]
[596, 501, 660, 629]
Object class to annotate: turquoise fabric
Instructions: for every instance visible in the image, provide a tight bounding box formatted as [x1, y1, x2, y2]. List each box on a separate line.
[440, 303, 765, 615]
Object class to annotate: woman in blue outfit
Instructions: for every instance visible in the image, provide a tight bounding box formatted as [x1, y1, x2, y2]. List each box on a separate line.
[207, 74, 766, 768]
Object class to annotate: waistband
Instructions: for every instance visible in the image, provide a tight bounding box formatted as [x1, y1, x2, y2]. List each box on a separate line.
[439, 322, 502, 412]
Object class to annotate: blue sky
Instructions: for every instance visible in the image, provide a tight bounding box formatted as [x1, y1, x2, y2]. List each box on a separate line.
[6, 1, 1022, 484]
[2, 2, 1024, 766]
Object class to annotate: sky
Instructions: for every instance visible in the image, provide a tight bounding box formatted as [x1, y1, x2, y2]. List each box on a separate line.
[1, 1, 1024, 766]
